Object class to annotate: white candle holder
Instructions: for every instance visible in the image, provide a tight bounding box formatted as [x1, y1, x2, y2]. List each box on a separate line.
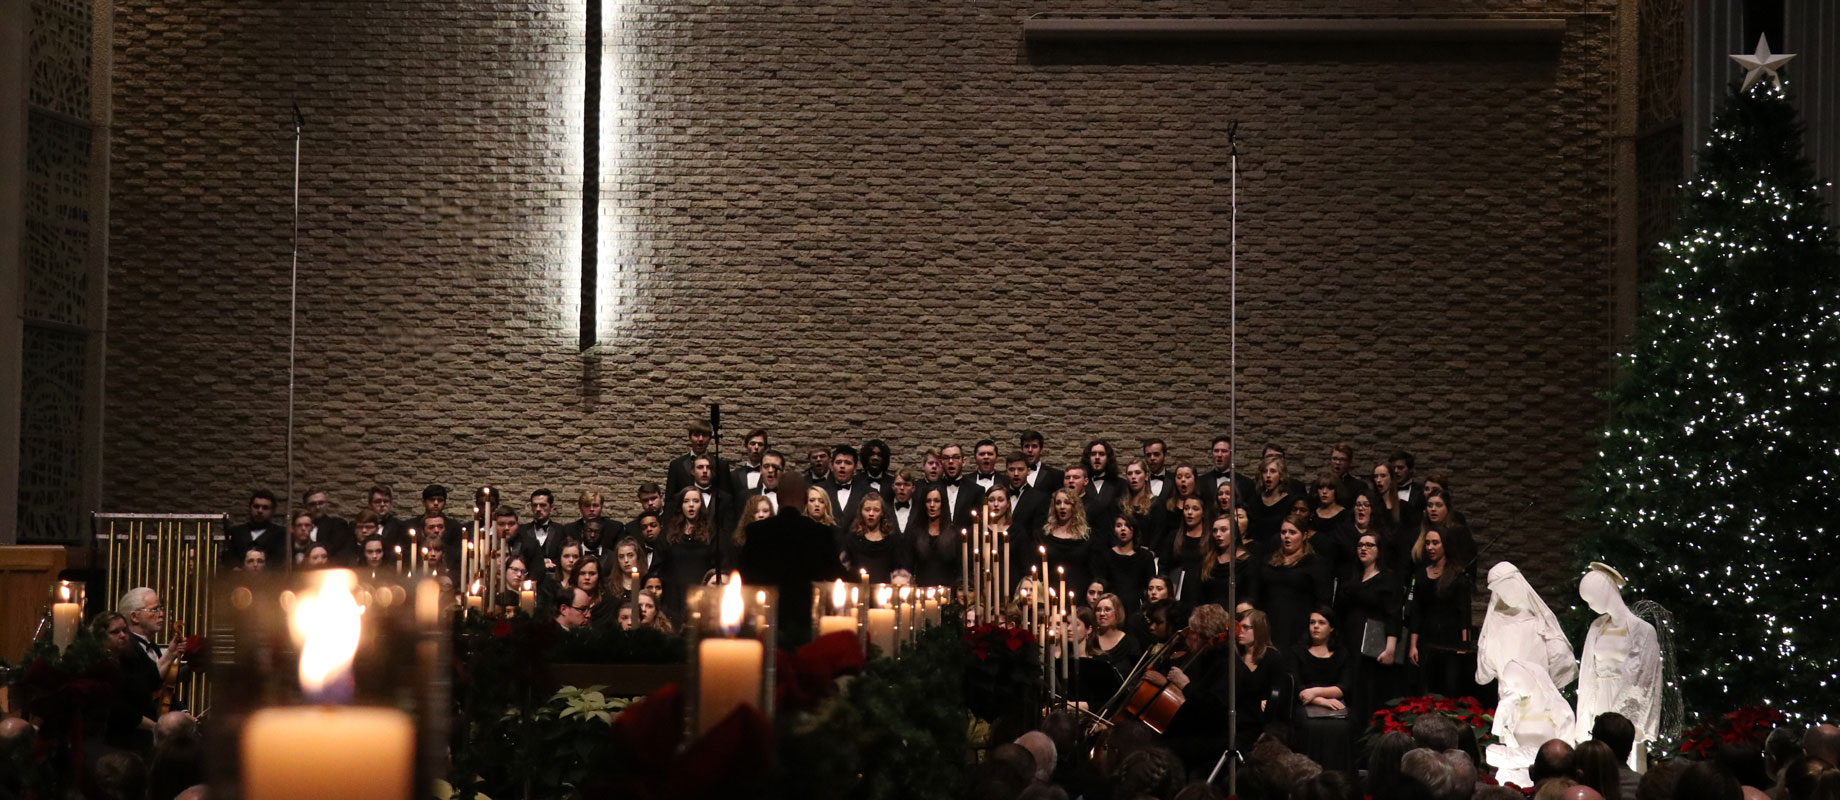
[684, 575, 776, 743]
[214, 568, 447, 800]
[46, 578, 86, 654]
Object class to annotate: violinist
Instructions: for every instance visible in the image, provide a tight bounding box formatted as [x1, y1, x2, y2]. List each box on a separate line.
[1143, 603, 1239, 775]
[116, 588, 187, 752]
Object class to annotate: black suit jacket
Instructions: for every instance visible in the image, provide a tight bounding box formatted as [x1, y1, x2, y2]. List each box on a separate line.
[737, 508, 849, 646]
[518, 519, 567, 568]
[1006, 483, 1051, 586]
[666, 452, 732, 504]
[312, 515, 355, 559]
[222, 521, 287, 568]
[940, 474, 985, 530]
[859, 471, 898, 503]
[820, 475, 872, 541]
[730, 462, 765, 497]
[889, 497, 929, 539]
[1028, 463, 1065, 495]
[1083, 482, 1122, 541]
[1201, 470, 1259, 512]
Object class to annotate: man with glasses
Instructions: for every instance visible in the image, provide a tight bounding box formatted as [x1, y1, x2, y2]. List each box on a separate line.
[118, 587, 184, 749]
[556, 586, 593, 630]
[223, 490, 286, 569]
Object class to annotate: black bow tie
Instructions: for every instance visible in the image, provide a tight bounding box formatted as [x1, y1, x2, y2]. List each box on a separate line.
[896, 502, 911, 510]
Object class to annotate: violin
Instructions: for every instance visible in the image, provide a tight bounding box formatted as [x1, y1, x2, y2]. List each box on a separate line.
[153, 619, 185, 714]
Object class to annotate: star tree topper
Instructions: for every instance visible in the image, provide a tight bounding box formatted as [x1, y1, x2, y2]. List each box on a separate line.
[1729, 35, 1796, 91]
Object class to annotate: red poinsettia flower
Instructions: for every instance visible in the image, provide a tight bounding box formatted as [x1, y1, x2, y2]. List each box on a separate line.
[587, 683, 773, 800]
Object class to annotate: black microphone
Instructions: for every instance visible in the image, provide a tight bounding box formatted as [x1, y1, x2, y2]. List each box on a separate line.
[709, 402, 720, 436]
[291, 101, 304, 130]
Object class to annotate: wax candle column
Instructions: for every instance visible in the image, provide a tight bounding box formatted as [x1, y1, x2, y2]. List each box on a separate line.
[465, 581, 483, 613]
[51, 581, 81, 653]
[695, 575, 763, 736]
[518, 580, 535, 614]
[818, 580, 857, 637]
[867, 586, 897, 656]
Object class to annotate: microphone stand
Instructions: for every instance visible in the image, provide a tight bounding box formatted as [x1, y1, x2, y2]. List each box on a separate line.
[1214, 119, 1243, 796]
[284, 103, 303, 567]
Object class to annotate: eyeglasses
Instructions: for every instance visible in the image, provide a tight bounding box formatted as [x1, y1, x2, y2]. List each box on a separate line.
[1356, 543, 1378, 549]
[139, 605, 165, 614]
[568, 604, 592, 614]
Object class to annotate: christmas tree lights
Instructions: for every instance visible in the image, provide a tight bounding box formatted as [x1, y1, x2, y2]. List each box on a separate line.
[1577, 76, 1839, 723]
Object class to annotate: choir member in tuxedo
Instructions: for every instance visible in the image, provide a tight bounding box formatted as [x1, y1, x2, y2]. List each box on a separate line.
[1081, 442, 1125, 538]
[1163, 496, 1208, 604]
[626, 483, 666, 541]
[685, 454, 738, 537]
[1095, 515, 1157, 615]
[730, 428, 770, 496]
[1254, 512, 1333, 648]
[222, 490, 286, 569]
[490, 505, 540, 581]
[1317, 443, 1369, 510]
[649, 487, 720, 622]
[820, 444, 870, 538]
[859, 439, 896, 499]
[737, 470, 849, 646]
[1197, 514, 1257, 613]
[367, 484, 404, 545]
[418, 484, 464, 558]
[746, 450, 786, 510]
[907, 485, 960, 587]
[286, 511, 315, 568]
[1004, 454, 1050, 570]
[1200, 437, 1259, 515]
[843, 493, 908, 583]
[889, 469, 926, 538]
[1118, 458, 1167, 553]
[968, 439, 1006, 496]
[1247, 455, 1305, 547]
[726, 495, 777, 571]
[518, 489, 566, 572]
[803, 446, 831, 484]
[575, 516, 611, 565]
[1388, 451, 1428, 524]
[1040, 487, 1095, 605]
[918, 449, 945, 493]
[560, 490, 612, 551]
[1141, 439, 1176, 502]
[301, 488, 355, 563]
[937, 443, 983, 529]
[665, 420, 729, 502]
[113, 589, 181, 752]
[347, 510, 383, 567]
[1018, 430, 1064, 494]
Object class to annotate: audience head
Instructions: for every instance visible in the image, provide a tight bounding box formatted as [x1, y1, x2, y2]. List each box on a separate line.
[1782, 757, 1834, 800]
[1768, 727, 1809, 775]
[1807, 726, 1840, 767]
[1476, 788, 1527, 800]
[1591, 712, 1639, 763]
[1015, 731, 1058, 783]
[1718, 740, 1772, 790]
[1538, 780, 1582, 800]
[1637, 759, 1688, 800]
[1676, 760, 1744, 800]
[1566, 786, 1607, 800]
[1113, 746, 1185, 800]
[1368, 730, 1417, 796]
[1411, 710, 1462, 752]
[1295, 771, 1360, 800]
[94, 751, 148, 800]
[978, 742, 1036, 800]
[1531, 738, 1576, 785]
[1575, 741, 1623, 800]
[155, 710, 197, 747]
[1401, 748, 1463, 800]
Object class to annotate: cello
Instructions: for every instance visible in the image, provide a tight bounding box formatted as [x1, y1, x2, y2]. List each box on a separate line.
[1100, 627, 1192, 733]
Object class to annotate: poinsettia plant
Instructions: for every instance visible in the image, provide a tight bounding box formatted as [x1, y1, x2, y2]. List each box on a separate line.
[1359, 694, 1496, 759]
[1679, 705, 1783, 758]
[961, 623, 1040, 722]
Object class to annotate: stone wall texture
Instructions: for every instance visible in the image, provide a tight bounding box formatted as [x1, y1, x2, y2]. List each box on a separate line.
[108, 0, 1620, 592]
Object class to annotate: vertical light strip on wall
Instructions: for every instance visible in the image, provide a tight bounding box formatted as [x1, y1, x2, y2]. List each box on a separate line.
[581, 0, 601, 351]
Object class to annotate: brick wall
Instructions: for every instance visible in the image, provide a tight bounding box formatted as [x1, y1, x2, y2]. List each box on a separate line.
[108, 0, 1618, 593]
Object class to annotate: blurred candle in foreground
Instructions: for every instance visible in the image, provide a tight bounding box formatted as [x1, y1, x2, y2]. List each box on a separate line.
[696, 574, 762, 735]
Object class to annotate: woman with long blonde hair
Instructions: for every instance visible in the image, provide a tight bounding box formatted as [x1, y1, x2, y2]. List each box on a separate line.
[1040, 487, 1094, 604]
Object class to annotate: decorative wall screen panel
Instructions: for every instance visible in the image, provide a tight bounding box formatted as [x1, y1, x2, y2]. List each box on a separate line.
[23, 112, 93, 327]
[18, 328, 88, 543]
[27, 0, 92, 120]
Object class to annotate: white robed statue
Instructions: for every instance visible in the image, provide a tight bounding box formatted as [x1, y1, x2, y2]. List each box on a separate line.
[1476, 562, 1577, 689]
[1485, 660, 1577, 788]
[1575, 562, 1663, 770]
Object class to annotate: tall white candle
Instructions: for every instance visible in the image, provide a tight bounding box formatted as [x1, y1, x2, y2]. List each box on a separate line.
[867, 585, 896, 655]
[696, 576, 762, 735]
[51, 582, 80, 653]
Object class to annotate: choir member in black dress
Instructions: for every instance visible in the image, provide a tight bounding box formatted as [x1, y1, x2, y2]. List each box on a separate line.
[1095, 515, 1157, 615]
[634, 589, 672, 633]
[1162, 465, 1206, 542]
[1337, 531, 1403, 734]
[650, 487, 720, 622]
[1310, 472, 1351, 538]
[979, 484, 1020, 586]
[1255, 512, 1334, 649]
[1310, 473, 1359, 585]
[1198, 515, 1258, 613]
[613, 536, 648, 597]
[843, 494, 907, 583]
[1408, 522, 1474, 697]
[1085, 593, 1145, 678]
[1118, 459, 1167, 553]
[1163, 496, 1208, 605]
[1417, 486, 1453, 541]
[495, 554, 535, 607]
[1247, 455, 1306, 547]
[726, 495, 777, 571]
[1370, 462, 1410, 538]
[1290, 608, 1357, 772]
[556, 538, 583, 587]
[908, 486, 960, 587]
[804, 487, 837, 532]
[1144, 574, 1172, 608]
[1040, 487, 1095, 602]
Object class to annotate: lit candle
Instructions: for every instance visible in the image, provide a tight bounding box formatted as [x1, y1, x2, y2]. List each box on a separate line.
[518, 580, 535, 614]
[408, 529, 419, 575]
[696, 574, 762, 735]
[465, 581, 483, 613]
[898, 586, 913, 645]
[1000, 530, 1010, 603]
[394, 546, 405, 575]
[242, 570, 415, 800]
[866, 586, 896, 656]
[51, 582, 80, 653]
[960, 534, 970, 605]
[818, 580, 856, 637]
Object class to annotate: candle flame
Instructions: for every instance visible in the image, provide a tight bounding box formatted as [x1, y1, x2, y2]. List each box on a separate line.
[522, 579, 533, 592]
[59, 582, 70, 602]
[900, 586, 912, 601]
[720, 572, 745, 633]
[291, 570, 362, 699]
[470, 580, 482, 596]
[877, 585, 893, 608]
[832, 579, 848, 612]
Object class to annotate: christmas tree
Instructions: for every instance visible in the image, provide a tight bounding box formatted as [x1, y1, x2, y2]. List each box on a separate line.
[1577, 58, 1840, 723]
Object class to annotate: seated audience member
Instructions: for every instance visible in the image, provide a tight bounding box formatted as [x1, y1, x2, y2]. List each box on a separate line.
[1295, 771, 1362, 800]
[1806, 726, 1840, 770]
[555, 586, 592, 630]
[1411, 711, 1462, 753]
[1779, 757, 1833, 800]
[93, 751, 148, 800]
[1766, 727, 1807, 787]
[1538, 780, 1584, 800]
[977, 742, 1036, 800]
[1590, 712, 1644, 798]
[1676, 761, 1745, 800]
[1401, 748, 1464, 800]
[1367, 730, 1418, 800]
[1112, 747, 1186, 800]
[1532, 738, 1577, 786]
[1576, 740, 1626, 800]
[1637, 759, 1689, 800]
